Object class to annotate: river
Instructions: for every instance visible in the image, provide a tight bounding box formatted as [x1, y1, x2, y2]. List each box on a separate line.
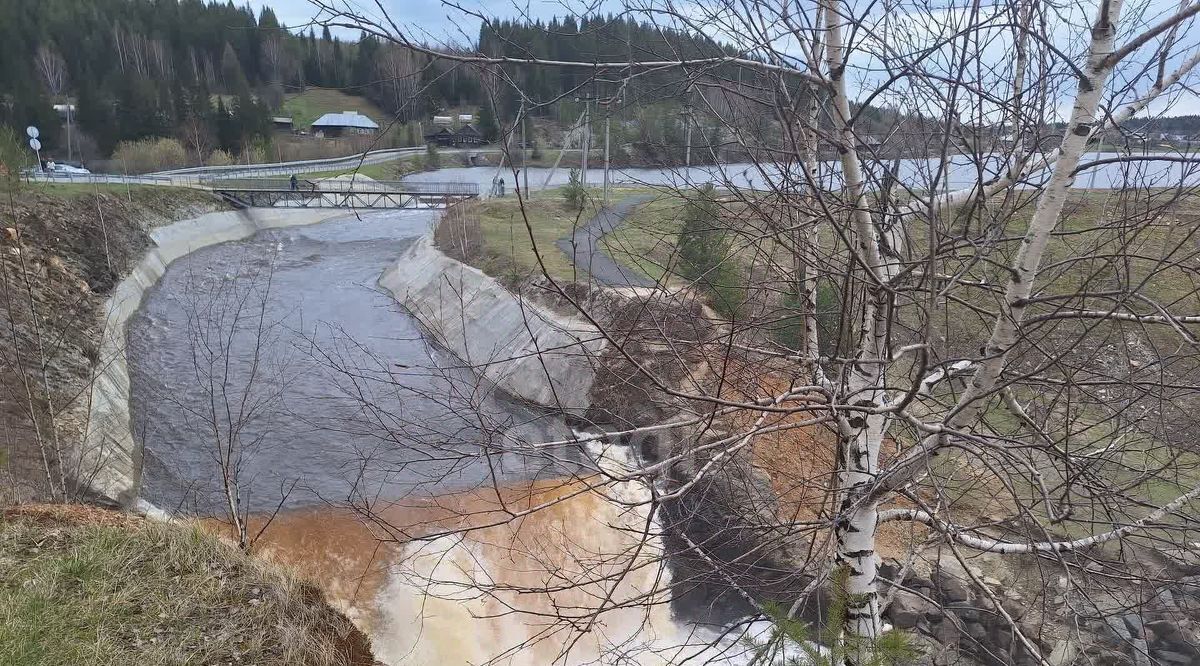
[401, 151, 1200, 196]
[129, 209, 576, 513]
[126, 208, 800, 664]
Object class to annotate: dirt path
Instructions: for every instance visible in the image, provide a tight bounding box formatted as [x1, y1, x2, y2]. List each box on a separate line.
[555, 194, 655, 287]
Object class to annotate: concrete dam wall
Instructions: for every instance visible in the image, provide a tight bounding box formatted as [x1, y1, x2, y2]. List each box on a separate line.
[379, 234, 603, 411]
[83, 208, 345, 506]
[85, 207, 601, 507]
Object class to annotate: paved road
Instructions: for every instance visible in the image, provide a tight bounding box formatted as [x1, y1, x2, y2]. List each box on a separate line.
[556, 194, 655, 287]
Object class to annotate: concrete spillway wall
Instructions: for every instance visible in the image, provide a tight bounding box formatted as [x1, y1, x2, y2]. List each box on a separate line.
[379, 234, 603, 410]
[83, 208, 345, 507]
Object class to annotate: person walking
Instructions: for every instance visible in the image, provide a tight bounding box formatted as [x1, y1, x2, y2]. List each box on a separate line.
[289, 174, 298, 191]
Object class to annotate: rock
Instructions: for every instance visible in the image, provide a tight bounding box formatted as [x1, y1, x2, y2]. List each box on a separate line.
[1158, 547, 1200, 572]
[964, 621, 987, 642]
[1153, 649, 1197, 665]
[933, 567, 971, 603]
[1130, 637, 1152, 666]
[1099, 615, 1132, 645]
[1123, 614, 1145, 637]
[931, 617, 961, 646]
[946, 602, 981, 624]
[888, 591, 928, 629]
[1145, 618, 1183, 642]
[1001, 596, 1028, 621]
[1046, 638, 1077, 666]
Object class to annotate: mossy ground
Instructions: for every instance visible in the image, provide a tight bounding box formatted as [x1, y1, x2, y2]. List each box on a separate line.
[0, 504, 375, 666]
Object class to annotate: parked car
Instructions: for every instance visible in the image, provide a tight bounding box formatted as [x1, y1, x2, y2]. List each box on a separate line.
[44, 161, 91, 175]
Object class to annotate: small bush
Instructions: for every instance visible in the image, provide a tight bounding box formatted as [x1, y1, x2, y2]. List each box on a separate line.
[240, 143, 268, 165]
[563, 168, 587, 211]
[434, 202, 484, 263]
[0, 126, 29, 188]
[676, 184, 745, 317]
[112, 137, 189, 174]
[425, 143, 441, 169]
[207, 149, 234, 166]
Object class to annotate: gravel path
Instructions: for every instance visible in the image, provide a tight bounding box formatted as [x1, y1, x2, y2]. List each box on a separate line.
[556, 194, 656, 287]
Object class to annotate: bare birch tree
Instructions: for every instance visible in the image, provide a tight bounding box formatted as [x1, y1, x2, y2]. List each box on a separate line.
[310, 0, 1200, 663]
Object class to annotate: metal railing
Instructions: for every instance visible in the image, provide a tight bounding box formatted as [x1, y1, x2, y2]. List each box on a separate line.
[26, 172, 175, 186]
[202, 177, 479, 196]
[148, 147, 426, 178]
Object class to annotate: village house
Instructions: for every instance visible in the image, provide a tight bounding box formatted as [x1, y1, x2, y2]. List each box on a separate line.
[424, 124, 487, 147]
[310, 111, 379, 138]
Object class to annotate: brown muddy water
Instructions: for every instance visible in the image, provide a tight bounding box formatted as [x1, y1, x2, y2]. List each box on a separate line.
[128, 210, 791, 664]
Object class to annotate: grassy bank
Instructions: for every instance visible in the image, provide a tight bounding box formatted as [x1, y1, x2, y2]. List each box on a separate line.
[0, 504, 374, 666]
[449, 186, 676, 283]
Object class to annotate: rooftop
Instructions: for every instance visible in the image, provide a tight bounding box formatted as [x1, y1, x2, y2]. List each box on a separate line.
[311, 111, 379, 130]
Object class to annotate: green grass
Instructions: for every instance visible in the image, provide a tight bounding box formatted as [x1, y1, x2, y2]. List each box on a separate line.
[460, 185, 683, 283]
[6, 182, 172, 198]
[601, 194, 688, 283]
[0, 510, 370, 666]
[298, 161, 403, 181]
[469, 187, 604, 282]
[280, 88, 389, 131]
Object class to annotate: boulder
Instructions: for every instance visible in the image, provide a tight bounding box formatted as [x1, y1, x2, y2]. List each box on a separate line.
[888, 590, 930, 629]
[1152, 649, 1197, 665]
[933, 566, 972, 603]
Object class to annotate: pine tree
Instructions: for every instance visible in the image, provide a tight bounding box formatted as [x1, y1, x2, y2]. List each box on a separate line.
[477, 103, 500, 142]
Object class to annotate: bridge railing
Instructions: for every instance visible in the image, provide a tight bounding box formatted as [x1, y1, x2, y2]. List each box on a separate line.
[200, 177, 479, 196]
[148, 147, 425, 177]
[26, 172, 175, 186]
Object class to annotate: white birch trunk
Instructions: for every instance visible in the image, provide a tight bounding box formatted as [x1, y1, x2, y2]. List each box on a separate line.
[949, 0, 1124, 427]
[871, 0, 1131, 503]
[821, 0, 893, 649]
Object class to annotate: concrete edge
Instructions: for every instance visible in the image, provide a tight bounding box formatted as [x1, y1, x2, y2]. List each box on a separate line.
[79, 207, 348, 507]
[378, 234, 605, 410]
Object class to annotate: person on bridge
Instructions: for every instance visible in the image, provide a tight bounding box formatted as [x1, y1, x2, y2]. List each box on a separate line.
[289, 174, 298, 191]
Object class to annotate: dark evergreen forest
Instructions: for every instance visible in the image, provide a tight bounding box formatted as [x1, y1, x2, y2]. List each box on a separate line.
[0, 0, 740, 162]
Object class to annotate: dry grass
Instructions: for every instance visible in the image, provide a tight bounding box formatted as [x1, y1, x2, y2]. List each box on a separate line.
[0, 505, 375, 666]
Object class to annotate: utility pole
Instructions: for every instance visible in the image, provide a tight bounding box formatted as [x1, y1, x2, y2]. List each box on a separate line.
[521, 112, 529, 194]
[580, 98, 590, 187]
[603, 104, 611, 206]
[685, 121, 692, 168]
[683, 85, 694, 169]
[683, 103, 693, 169]
[65, 105, 73, 163]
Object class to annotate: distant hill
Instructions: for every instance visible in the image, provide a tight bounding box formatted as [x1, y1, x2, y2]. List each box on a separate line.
[1123, 115, 1200, 134]
[281, 88, 390, 131]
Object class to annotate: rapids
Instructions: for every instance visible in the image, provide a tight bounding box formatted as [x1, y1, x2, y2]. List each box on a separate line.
[128, 210, 802, 664]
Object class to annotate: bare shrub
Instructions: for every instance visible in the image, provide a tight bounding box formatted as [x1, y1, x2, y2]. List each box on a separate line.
[112, 137, 189, 174]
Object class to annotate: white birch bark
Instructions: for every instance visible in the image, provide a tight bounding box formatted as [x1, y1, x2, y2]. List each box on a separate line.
[872, 0, 1129, 500]
[822, 0, 892, 649]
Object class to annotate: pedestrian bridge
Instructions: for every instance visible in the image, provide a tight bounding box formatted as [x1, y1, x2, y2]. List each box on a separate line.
[201, 177, 479, 209]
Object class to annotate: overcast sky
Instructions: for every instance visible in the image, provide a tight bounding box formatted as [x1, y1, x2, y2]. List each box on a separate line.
[246, 0, 1200, 116]
[243, 0, 577, 44]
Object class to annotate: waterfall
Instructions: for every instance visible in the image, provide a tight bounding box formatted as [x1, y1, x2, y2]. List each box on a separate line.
[248, 441, 802, 664]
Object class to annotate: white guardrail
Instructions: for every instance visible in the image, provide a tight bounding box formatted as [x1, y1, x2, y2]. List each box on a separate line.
[149, 146, 427, 178]
[25, 146, 437, 188]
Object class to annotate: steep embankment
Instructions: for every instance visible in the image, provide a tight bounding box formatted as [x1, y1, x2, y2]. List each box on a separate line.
[380, 232, 603, 410]
[0, 503, 375, 666]
[0, 188, 381, 666]
[0, 186, 226, 505]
